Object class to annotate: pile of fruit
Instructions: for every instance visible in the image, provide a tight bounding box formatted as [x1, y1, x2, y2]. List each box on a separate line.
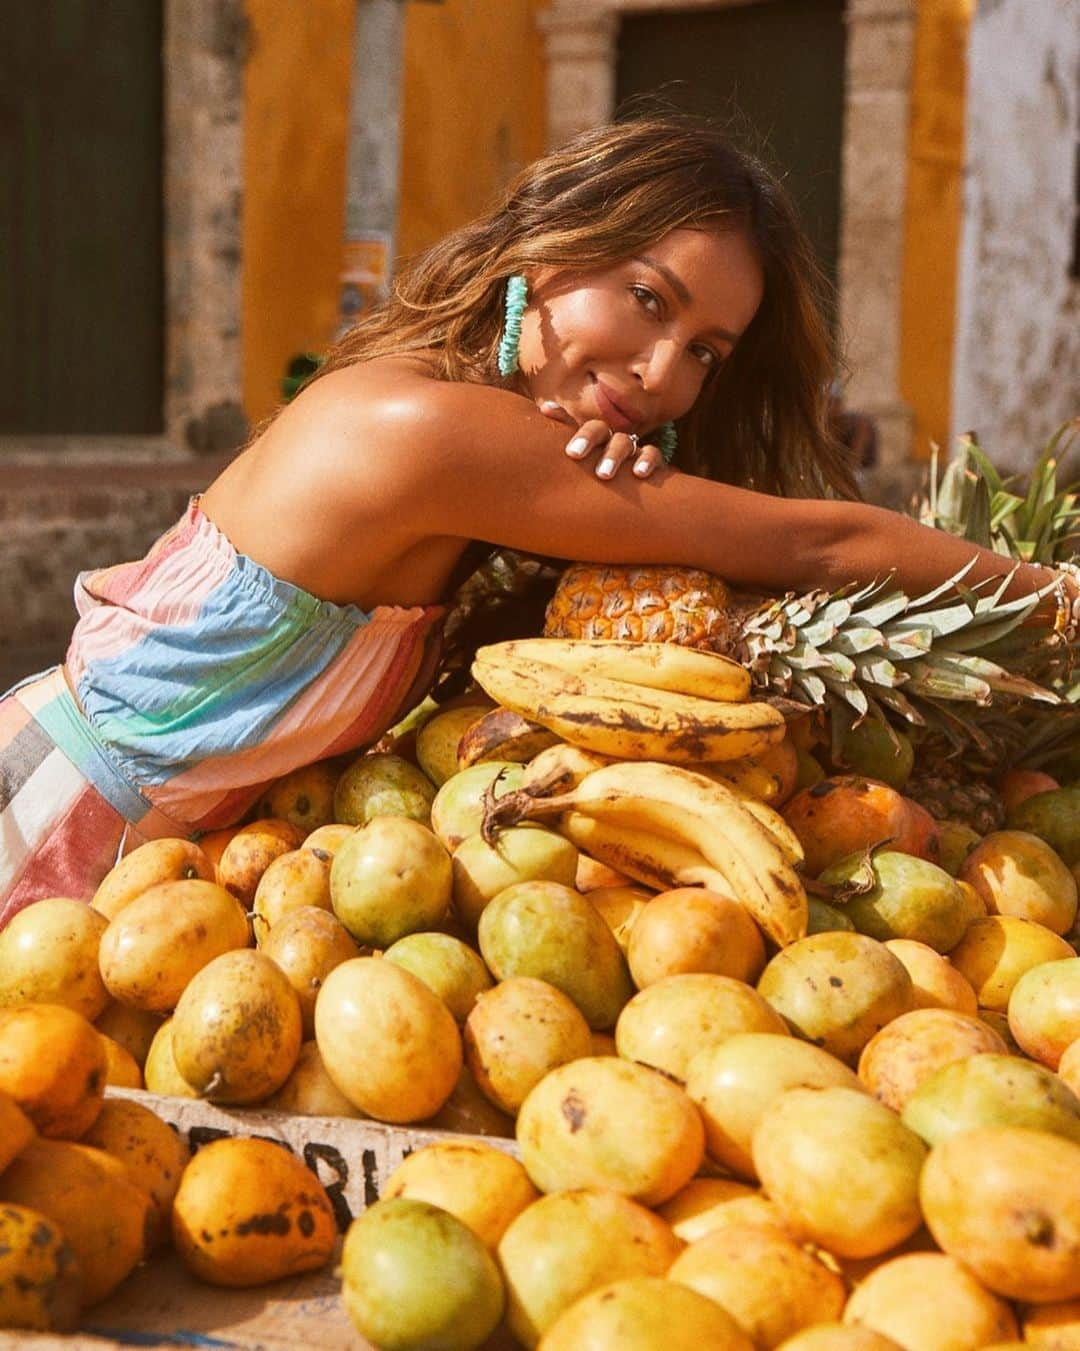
[1, 620, 1079, 1349]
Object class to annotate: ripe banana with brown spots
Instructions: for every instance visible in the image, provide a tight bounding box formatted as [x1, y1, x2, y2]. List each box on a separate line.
[480, 638, 751, 702]
[470, 653, 784, 764]
[456, 706, 560, 769]
[558, 811, 737, 898]
[496, 760, 807, 947]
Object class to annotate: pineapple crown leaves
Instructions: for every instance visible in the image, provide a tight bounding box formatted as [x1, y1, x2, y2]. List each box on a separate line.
[739, 559, 1072, 759]
[921, 420, 1080, 564]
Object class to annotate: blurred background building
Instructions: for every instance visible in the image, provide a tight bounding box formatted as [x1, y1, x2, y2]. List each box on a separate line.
[2, 0, 1077, 687]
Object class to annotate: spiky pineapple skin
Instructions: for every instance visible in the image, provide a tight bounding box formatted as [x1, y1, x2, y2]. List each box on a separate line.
[544, 563, 744, 651]
[903, 772, 1006, 835]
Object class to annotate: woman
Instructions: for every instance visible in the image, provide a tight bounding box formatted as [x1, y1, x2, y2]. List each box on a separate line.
[1, 114, 1074, 921]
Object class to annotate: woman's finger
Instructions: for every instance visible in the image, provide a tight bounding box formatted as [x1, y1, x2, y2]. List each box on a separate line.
[631, 442, 664, 478]
[595, 431, 638, 479]
[565, 420, 612, 459]
[538, 399, 577, 428]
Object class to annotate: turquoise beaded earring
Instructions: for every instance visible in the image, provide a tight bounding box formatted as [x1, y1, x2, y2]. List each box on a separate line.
[497, 275, 528, 377]
[657, 422, 678, 464]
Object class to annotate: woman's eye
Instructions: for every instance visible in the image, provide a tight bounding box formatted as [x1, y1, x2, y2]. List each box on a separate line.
[691, 343, 720, 368]
[630, 285, 661, 315]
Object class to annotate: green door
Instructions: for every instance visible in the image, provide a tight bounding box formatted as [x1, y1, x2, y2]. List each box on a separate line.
[0, 1, 165, 434]
[616, 0, 847, 292]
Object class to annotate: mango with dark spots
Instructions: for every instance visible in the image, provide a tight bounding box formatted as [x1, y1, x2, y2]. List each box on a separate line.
[0, 1140, 153, 1306]
[171, 1137, 335, 1286]
[0, 1202, 82, 1331]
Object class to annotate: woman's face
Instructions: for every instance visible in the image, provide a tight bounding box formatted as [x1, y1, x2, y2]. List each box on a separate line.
[516, 227, 764, 436]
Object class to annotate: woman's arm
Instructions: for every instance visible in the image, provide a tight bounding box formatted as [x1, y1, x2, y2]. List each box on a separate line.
[389, 377, 1061, 606]
[209, 365, 1071, 618]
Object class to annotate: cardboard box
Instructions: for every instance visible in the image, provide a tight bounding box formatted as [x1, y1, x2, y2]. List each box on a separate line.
[3, 1088, 521, 1351]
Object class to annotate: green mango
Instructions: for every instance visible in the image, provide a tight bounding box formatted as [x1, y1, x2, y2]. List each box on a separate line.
[478, 880, 633, 1030]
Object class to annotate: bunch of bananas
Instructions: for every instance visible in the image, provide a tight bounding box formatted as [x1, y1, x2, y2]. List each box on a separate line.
[485, 747, 808, 949]
[467, 640, 808, 948]
[471, 638, 785, 764]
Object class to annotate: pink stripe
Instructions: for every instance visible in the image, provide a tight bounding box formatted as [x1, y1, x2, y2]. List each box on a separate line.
[2, 785, 129, 926]
[0, 695, 32, 741]
[75, 509, 197, 612]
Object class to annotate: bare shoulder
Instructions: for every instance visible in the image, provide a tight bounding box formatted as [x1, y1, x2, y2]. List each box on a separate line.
[280, 356, 535, 474]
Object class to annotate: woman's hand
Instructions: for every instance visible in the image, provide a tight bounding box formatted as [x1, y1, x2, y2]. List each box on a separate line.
[538, 400, 666, 479]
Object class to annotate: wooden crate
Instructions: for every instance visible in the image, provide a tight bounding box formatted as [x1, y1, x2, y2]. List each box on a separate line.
[2, 1088, 521, 1350]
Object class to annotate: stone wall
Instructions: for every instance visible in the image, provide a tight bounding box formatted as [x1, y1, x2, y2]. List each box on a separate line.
[951, 0, 1080, 466]
[0, 457, 231, 691]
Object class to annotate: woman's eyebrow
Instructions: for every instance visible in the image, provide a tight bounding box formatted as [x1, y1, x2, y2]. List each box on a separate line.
[634, 254, 742, 346]
[634, 254, 692, 304]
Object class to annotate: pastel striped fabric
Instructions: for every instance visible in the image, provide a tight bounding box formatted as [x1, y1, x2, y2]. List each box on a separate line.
[1, 499, 445, 925]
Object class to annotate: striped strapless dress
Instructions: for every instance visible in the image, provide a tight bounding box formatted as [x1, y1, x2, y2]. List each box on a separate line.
[0, 498, 445, 925]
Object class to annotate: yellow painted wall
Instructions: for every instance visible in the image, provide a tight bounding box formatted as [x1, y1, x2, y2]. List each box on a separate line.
[242, 0, 354, 426]
[899, 0, 975, 459]
[241, 0, 548, 425]
[398, 0, 549, 264]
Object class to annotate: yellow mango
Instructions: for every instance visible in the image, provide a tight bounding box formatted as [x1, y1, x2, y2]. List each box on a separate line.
[91, 838, 215, 920]
[0, 1140, 153, 1305]
[217, 818, 306, 908]
[498, 1188, 683, 1348]
[669, 1222, 846, 1347]
[463, 976, 592, 1115]
[616, 973, 788, 1084]
[98, 879, 251, 1013]
[258, 905, 360, 1036]
[259, 1041, 366, 1118]
[842, 1251, 1018, 1349]
[517, 1056, 704, 1207]
[94, 1002, 163, 1067]
[251, 848, 334, 945]
[0, 1089, 35, 1172]
[142, 1018, 198, 1099]
[540, 1276, 753, 1351]
[171, 1137, 336, 1286]
[171, 949, 302, 1104]
[383, 1140, 539, 1249]
[314, 957, 461, 1122]
[81, 1098, 191, 1247]
[0, 1004, 106, 1139]
[99, 1033, 144, 1089]
[0, 898, 109, 1019]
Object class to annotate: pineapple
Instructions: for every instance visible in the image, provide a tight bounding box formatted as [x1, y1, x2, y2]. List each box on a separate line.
[903, 770, 1006, 834]
[543, 423, 1080, 783]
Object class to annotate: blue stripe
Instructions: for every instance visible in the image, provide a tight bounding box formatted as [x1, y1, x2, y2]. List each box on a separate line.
[75, 558, 371, 789]
[36, 687, 161, 823]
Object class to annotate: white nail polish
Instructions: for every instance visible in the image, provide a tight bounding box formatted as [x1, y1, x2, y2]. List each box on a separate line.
[598, 459, 615, 477]
[634, 461, 650, 476]
[566, 437, 587, 456]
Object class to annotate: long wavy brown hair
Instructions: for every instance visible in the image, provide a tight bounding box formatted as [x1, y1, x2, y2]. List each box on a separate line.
[314, 112, 858, 501]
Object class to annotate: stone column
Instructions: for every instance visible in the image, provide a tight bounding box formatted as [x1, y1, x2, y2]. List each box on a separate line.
[340, 0, 405, 326]
[538, 4, 619, 149]
[163, 0, 248, 453]
[838, 0, 916, 466]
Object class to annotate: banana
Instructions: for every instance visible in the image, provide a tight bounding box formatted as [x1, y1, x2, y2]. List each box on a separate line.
[730, 795, 804, 866]
[572, 761, 807, 946]
[506, 760, 806, 947]
[694, 756, 785, 803]
[478, 638, 751, 702]
[470, 654, 785, 764]
[558, 811, 737, 898]
[456, 706, 561, 769]
[521, 743, 615, 796]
